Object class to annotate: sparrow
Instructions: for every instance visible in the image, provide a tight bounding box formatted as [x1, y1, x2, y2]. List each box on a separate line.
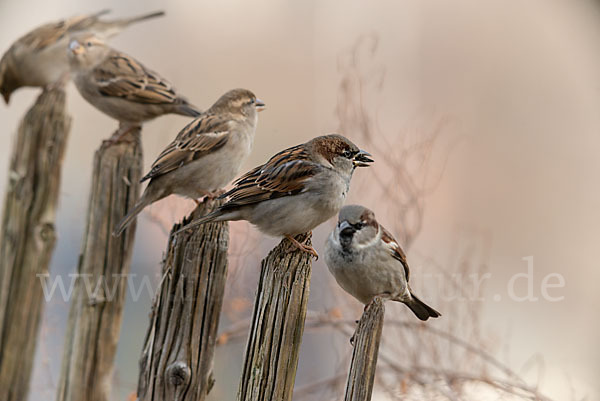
[324, 205, 441, 321]
[113, 88, 265, 236]
[175, 134, 373, 257]
[0, 9, 165, 104]
[68, 33, 201, 142]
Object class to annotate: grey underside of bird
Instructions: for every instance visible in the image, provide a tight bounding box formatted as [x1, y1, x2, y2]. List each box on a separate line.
[176, 166, 350, 238]
[113, 132, 254, 236]
[112, 156, 241, 236]
[333, 261, 440, 321]
[72, 72, 200, 124]
[325, 237, 440, 321]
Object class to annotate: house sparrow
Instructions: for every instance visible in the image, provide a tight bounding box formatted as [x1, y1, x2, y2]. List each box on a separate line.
[0, 9, 165, 104]
[325, 205, 441, 321]
[175, 134, 373, 257]
[113, 88, 265, 236]
[68, 33, 201, 142]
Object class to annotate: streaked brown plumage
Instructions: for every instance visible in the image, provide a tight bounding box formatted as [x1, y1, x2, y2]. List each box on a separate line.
[175, 134, 374, 257]
[141, 115, 231, 182]
[68, 34, 200, 140]
[113, 89, 265, 236]
[0, 9, 165, 104]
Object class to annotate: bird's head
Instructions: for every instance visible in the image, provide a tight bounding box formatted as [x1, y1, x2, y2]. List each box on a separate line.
[211, 88, 265, 118]
[67, 34, 109, 70]
[335, 205, 379, 249]
[309, 134, 373, 176]
[0, 53, 19, 104]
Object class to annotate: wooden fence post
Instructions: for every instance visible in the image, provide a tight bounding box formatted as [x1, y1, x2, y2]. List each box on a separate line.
[344, 297, 385, 401]
[136, 199, 229, 401]
[56, 130, 142, 401]
[237, 234, 313, 401]
[0, 88, 71, 401]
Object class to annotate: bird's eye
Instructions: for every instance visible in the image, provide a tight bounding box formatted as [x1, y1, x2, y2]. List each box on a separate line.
[86, 41, 93, 47]
[354, 222, 364, 230]
[343, 150, 354, 158]
[249, 98, 255, 105]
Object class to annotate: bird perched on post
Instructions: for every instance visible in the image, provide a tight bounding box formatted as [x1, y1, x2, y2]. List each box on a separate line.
[325, 205, 441, 321]
[175, 134, 373, 257]
[0, 9, 165, 104]
[113, 88, 265, 236]
[67, 33, 200, 142]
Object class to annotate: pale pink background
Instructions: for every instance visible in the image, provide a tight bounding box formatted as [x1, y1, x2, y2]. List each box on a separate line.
[0, 1, 598, 400]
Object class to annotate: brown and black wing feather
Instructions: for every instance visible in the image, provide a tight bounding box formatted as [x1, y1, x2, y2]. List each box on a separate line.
[218, 144, 320, 211]
[20, 10, 110, 51]
[381, 226, 441, 320]
[94, 51, 180, 105]
[381, 227, 410, 282]
[173, 143, 322, 236]
[141, 114, 231, 182]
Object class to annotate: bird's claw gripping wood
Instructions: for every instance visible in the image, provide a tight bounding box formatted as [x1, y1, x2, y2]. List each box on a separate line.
[285, 234, 319, 259]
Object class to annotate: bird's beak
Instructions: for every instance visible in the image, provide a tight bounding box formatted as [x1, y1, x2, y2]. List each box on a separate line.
[338, 220, 355, 237]
[255, 98, 265, 112]
[353, 150, 374, 167]
[69, 40, 84, 55]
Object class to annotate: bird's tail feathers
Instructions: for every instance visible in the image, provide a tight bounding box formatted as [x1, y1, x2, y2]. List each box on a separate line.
[173, 209, 228, 236]
[113, 200, 147, 237]
[122, 11, 166, 25]
[403, 291, 441, 321]
[101, 11, 164, 35]
[93, 9, 112, 19]
[175, 100, 202, 118]
[96, 11, 165, 39]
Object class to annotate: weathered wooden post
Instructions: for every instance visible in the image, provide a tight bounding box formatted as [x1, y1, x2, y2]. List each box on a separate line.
[136, 199, 229, 401]
[0, 88, 71, 401]
[56, 130, 142, 401]
[344, 297, 385, 401]
[237, 234, 313, 401]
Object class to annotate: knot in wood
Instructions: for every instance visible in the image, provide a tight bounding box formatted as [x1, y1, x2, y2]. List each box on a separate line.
[166, 361, 191, 387]
[37, 223, 56, 242]
[8, 169, 23, 188]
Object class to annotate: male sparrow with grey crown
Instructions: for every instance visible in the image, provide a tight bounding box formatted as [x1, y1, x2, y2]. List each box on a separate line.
[0, 9, 165, 104]
[68, 33, 200, 142]
[325, 205, 441, 321]
[113, 88, 265, 236]
[176, 134, 373, 257]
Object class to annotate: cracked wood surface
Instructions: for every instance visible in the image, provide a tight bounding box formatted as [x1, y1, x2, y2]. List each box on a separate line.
[56, 130, 142, 401]
[237, 234, 313, 401]
[137, 199, 229, 401]
[0, 88, 71, 401]
[344, 297, 385, 401]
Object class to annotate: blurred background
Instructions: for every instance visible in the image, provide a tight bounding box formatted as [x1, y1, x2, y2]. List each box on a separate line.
[0, 0, 599, 400]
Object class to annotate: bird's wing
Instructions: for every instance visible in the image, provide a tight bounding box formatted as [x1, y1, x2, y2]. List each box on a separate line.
[92, 51, 179, 105]
[141, 114, 231, 182]
[220, 144, 320, 209]
[20, 10, 110, 51]
[381, 227, 410, 282]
